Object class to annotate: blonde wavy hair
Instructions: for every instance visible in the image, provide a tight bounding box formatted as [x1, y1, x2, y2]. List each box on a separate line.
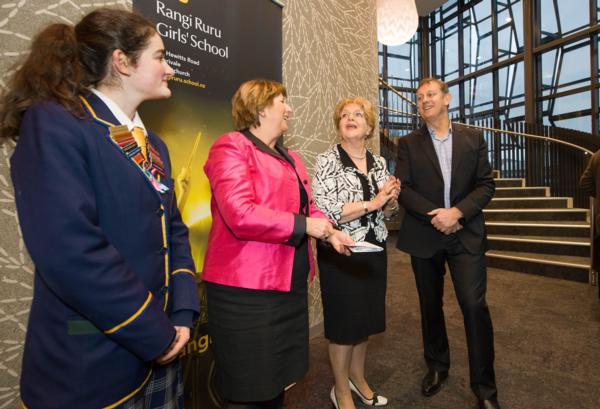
[333, 96, 377, 139]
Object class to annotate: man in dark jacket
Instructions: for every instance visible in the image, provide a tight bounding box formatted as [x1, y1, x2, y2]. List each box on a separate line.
[396, 77, 499, 409]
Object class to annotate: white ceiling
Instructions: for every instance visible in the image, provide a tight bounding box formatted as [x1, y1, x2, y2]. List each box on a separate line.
[415, 0, 449, 16]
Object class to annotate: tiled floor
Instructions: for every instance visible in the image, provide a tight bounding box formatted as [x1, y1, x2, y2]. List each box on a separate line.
[284, 234, 600, 409]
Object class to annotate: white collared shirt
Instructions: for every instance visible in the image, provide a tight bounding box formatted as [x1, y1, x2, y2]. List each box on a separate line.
[427, 125, 453, 208]
[91, 89, 148, 136]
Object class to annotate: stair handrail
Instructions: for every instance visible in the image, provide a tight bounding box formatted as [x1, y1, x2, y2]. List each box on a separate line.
[378, 105, 595, 156]
[378, 77, 595, 156]
[379, 106, 418, 118]
[456, 122, 595, 156]
[379, 78, 417, 107]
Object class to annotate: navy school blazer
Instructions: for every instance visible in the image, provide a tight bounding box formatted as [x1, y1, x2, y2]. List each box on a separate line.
[12, 93, 199, 408]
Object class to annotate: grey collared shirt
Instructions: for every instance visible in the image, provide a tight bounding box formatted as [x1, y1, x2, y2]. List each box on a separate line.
[428, 125, 453, 208]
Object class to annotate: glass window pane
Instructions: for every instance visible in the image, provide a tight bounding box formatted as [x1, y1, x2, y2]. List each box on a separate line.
[510, 0, 524, 47]
[558, 43, 590, 90]
[554, 115, 592, 133]
[540, 0, 559, 39]
[472, 73, 494, 113]
[498, 61, 524, 107]
[445, 33, 459, 81]
[441, 0, 458, 20]
[477, 34, 493, 68]
[388, 58, 412, 89]
[443, 0, 458, 12]
[432, 0, 458, 27]
[499, 104, 525, 122]
[552, 92, 590, 116]
[543, 91, 591, 130]
[433, 18, 460, 81]
[463, 8, 493, 74]
[497, 0, 523, 61]
[434, 28, 442, 76]
[473, 0, 491, 19]
[541, 0, 590, 40]
[448, 84, 460, 111]
[383, 37, 420, 90]
[387, 57, 404, 75]
[541, 49, 558, 96]
[497, 27, 517, 60]
[556, 0, 590, 35]
[541, 41, 590, 96]
[496, 0, 523, 54]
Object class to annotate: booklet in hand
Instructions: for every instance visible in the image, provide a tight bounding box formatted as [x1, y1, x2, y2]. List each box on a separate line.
[349, 241, 384, 253]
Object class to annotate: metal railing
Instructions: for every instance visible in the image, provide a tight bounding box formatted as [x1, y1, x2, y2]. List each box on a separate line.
[459, 119, 595, 209]
[379, 79, 418, 139]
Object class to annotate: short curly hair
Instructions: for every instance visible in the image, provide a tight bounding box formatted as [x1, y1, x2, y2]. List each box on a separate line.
[231, 79, 287, 130]
[333, 96, 377, 139]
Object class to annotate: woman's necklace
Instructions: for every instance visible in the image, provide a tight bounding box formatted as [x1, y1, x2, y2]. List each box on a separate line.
[344, 146, 366, 160]
[348, 152, 366, 160]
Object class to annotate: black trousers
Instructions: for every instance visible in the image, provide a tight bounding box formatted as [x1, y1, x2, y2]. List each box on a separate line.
[411, 234, 497, 400]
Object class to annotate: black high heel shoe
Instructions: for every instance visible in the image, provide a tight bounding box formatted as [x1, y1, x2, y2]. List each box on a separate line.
[348, 378, 389, 406]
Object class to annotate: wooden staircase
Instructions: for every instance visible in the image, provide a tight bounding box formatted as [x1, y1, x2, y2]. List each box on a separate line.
[485, 172, 592, 283]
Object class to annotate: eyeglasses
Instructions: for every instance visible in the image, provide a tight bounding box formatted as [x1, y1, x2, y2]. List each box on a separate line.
[340, 111, 365, 119]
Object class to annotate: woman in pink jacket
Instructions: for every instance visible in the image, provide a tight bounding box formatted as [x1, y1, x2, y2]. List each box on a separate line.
[203, 79, 353, 409]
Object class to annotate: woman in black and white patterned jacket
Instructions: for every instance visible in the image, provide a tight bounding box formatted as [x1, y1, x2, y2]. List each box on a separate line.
[312, 96, 401, 409]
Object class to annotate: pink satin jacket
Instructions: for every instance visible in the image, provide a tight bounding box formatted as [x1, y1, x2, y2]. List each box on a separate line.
[202, 131, 328, 291]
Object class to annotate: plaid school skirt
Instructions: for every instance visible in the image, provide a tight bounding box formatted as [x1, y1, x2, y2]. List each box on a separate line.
[122, 359, 184, 409]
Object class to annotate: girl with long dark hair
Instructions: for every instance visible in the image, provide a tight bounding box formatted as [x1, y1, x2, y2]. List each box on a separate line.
[0, 8, 199, 408]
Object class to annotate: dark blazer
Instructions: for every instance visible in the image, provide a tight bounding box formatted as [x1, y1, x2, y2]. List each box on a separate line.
[395, 123, 495, 258]
[12, 93, 199, 408]
[580, 149, 600, 238]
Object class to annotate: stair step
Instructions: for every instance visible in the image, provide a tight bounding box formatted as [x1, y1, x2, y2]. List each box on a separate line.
[485, 221, 590, 237]
[494, 178, 524, 188]
[486, 249, 590, 282]
[487, 235, 589, 257]
[488, 197, 572, 209]
[493, 187, 549, 197]
[484, 208, 589, 222]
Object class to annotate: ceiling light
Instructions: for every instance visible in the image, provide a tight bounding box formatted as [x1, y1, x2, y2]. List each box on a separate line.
[377, 0, 419, 46]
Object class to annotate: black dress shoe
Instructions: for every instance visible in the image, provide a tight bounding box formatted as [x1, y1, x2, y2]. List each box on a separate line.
[421, 369, 448, 397]
[476, 398, 501, 409]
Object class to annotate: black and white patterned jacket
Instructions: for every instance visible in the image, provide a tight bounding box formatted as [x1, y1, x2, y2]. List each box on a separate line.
[312, 144, 390, 243]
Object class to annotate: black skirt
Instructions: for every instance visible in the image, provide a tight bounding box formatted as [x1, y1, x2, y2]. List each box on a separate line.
[205, 240, 309, 402]
[317, 231, 387, 343]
